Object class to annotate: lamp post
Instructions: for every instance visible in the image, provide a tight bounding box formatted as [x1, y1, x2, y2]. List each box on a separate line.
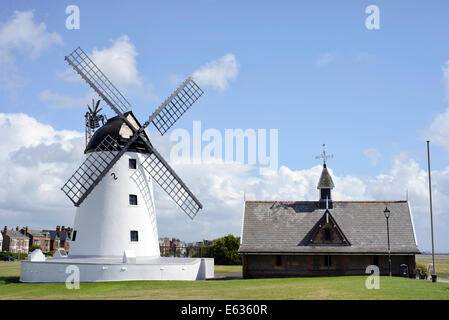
[384, 206, 392, 277]
[426, 141, 436, 281]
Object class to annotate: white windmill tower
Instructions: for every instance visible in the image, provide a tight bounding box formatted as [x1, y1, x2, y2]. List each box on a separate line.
[20, 47, 213, 282]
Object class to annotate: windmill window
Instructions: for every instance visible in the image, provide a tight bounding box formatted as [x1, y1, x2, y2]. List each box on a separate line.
[130, 230, 138, 242]
[129, 194, 138, 206]
[129, 159, 137, 169]
[72, 230, 77, 241]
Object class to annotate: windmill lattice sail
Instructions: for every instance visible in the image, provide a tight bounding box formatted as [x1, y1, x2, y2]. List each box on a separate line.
[151, 78, 204, 135]
[142, 151, 202, 219]
[65, 47, 131, 114]
[61, 134, 119, 206]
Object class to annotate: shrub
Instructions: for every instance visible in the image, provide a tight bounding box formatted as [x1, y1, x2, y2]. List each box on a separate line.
[11, 252, 28, 260]
[0, 251, 28, 260]
[45, 249, 56, 257]
[416, 263, 428, 278]
[0, 251, 10, 261]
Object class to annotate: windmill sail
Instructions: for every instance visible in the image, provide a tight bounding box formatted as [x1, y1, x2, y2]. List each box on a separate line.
[150, 77, 204, 136]
[142, 148, 202, 220]
[65, 47, 131, 114]
[61, 134, 120, 206]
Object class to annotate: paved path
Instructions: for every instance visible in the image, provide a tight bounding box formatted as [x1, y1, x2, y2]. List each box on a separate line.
[211, 273, 243, 280]
[415, 276, 449, 284]
[437, 277, 449, 284]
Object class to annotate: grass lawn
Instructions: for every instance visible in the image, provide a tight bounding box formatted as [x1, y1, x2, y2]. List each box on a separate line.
[214, 265, 241, 273]
[0, 262, 448, 300]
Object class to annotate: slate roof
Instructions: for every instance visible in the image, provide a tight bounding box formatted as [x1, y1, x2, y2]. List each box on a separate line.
[26, 229, 50, 237]
[317, 165, 334, 189]
[43, 230, 71, 242]
[2, 230, 29, 239]
[239, 201, 419, 254]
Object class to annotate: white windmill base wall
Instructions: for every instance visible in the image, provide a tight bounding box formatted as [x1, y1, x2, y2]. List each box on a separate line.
[20, 257, 214, 282]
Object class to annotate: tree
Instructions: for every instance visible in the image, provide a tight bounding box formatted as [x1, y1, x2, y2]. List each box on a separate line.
[211, 234, 242, 265]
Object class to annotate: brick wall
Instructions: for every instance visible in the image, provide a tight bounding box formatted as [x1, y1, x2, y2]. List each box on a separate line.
[242, 254, 416, 278]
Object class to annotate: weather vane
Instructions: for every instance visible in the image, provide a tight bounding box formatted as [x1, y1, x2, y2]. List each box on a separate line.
[315, 144, 333, 166]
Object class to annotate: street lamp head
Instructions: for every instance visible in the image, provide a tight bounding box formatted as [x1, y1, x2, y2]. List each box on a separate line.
[384, 206, 391, 219]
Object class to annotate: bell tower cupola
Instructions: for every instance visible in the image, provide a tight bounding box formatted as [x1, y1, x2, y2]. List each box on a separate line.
[316, 144, 335, 207]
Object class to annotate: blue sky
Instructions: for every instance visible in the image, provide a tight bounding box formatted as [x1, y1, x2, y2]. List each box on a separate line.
[2, 1, 449, 172]
[1, 1, 449, 251]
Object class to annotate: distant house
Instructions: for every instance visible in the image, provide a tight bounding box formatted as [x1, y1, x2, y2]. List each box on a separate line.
[1, 226, 29, 253]
[170, 238, 187, 256]
[20, 227, 51, 253]
[239, 161, 419, 278]
[159, 237, 170, 256]
[43, 226, 73, 252]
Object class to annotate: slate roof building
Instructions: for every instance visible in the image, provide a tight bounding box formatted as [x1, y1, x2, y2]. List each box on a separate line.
[20, 227, 51, 253]
[2, 226, 29, 253]
[239, 161, 419, 278]
[43, 226, 73, 252]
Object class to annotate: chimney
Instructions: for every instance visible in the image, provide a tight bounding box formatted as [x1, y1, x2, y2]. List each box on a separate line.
[61, 226, 65, 231]
[16, 226, 19, 231]
[56, 225, 61, 232]
[25, 226, 28, 235]
[3, 226, 6, 233]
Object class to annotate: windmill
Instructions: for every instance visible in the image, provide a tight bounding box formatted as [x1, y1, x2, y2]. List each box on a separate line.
[85, 99, 106, 146]
[60, 47, 204, 258]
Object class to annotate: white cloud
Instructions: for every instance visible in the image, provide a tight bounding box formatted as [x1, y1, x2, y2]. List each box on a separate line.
[55, 35, 158, 107]
[363, 148, 382, 166]
[0, 10, 63, 93]
[1, 113, 448, 252]
[0, 113, 83, 228]
[0, 11, 63, 59]
[316, 52, 336, 67]
[60, 35, 141, 88]
[421, 60, 449, 152]
[424, 108, 449, 152]
[193, 53, 238, 90]
[90, 35, 141, 88]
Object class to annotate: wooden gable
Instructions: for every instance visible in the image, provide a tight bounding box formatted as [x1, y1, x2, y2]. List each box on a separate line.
[307, 210, 350, 246]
